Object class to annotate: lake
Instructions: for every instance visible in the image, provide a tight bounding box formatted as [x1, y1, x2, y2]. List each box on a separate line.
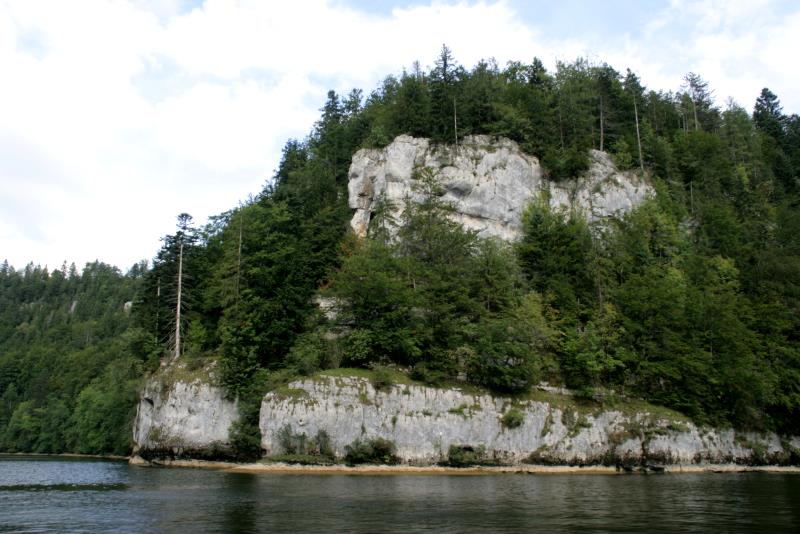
[1, 456, 798, 532]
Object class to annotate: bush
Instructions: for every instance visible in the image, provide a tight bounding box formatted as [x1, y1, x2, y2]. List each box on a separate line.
[228, 369, 271, 460]
[342, 329, 374, 367]
[445, 444, 501, 467]
[542, 146, 590, 181]
[285, 332, 325, 375]
[501, 407, 525, 429]
[276, 425, 334, 459]
[229, 417, 262, 460]
[409, 362, 448, 386]
[465, 294, 553, 394]
[344, 437, 398, 465]
[369, 364, 394, 392]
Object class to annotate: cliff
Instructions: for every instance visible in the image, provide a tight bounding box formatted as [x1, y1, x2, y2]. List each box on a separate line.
[131, 361, 239, 459]
[348, 135, 652, 240]
[131, 135, 797, 468]
[131, 369, 800, 467]
[260, 375, 800, 467]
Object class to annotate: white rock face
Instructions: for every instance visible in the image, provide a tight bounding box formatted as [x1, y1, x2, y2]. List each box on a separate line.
[260, 376, 796, 466]
[132, 374, 238, 457]
[348, 135, 653, 240]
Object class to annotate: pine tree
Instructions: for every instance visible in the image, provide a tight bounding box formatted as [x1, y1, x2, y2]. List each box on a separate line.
[753, 88, 785, 140]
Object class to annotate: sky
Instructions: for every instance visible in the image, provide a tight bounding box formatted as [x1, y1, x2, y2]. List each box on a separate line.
[2, 0, 799, 272]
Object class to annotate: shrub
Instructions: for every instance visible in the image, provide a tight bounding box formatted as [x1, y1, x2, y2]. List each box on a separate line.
[410, 362, 447, 386]
[344, 437, 398, 465]
[229, 416, 263, 460]
[276, 425, 334, 459]
[445, 444, 501, 467]
[501, 407, 525, 429]
[342, 329, 373, 366]
[285, 332, 325, 375]
[370, 364, 394, 392]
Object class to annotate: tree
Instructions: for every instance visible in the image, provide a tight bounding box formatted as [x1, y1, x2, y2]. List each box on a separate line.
[394, 70, 431, 137]
[328, 238, 422, 365]
[544, 59, 594, 178]
[429, 44, 461, 142]
[681, 72, 719, 132]
[466, 294, 552, 393]
[134, 213, 203, 359]
[516, 195, 596, 321]
[594, 64, 623, 152]
[753, 88, 785, 140]
[458, 59, 500, 137]
[623, 69, 646, 173]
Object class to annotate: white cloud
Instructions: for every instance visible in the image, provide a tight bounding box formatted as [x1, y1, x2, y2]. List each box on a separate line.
[622, 0, 800, 111]
[1, 0, 798, 271]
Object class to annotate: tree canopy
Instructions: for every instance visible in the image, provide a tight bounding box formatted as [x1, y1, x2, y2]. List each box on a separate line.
[3, 47, 800, 456]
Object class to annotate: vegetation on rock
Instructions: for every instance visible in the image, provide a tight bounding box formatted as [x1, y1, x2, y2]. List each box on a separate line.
[2, 46, 800, 455]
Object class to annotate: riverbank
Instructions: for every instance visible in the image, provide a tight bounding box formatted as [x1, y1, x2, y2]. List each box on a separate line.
[6, 453, 799, 475]
[128, 456, 800, 475]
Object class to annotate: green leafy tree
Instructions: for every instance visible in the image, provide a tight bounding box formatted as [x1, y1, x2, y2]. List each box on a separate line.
[516, 195, 596, 322]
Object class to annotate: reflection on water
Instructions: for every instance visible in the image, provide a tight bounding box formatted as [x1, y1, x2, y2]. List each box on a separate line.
[0, 456, 798, 532]
[221, 472, 258, 533]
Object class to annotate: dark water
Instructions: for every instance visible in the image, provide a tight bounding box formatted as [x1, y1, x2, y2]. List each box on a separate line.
[1, 456, 798, 533]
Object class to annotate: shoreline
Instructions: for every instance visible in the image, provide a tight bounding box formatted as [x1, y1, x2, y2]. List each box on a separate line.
[129, 456, 800, 475]
[6, 453, 799, 474]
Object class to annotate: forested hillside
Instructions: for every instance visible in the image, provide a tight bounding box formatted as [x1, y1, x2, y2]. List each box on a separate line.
[2, 46, 799, 455]
[0, 261, 150, 454]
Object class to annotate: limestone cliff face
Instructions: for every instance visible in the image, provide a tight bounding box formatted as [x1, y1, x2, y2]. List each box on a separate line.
[348, 135, 652, 240]
[132, 363, 238, 458]
[261, 376, 798, 466]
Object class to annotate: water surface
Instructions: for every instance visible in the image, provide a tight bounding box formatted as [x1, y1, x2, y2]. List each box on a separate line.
[1, 456, 798, 532]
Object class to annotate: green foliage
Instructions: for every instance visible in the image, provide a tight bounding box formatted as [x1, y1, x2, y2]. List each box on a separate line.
[517, 196, 597, 321]
[344, 437, 398, 465]
[465, 294, 552, 393]
[0, 261, 151, 455]
[6, 48, 800, 456]
[542, 146, 590, 180]
[328, 169, 550, 392]
[444, 444, 498, 467]
[285, 330, 327, 376]
[276, 425, 334, 459]
[369, 364, 394, 392]
[501, 408, 525, 429]
[228, 368, 270, 460]
[328, 238, 422, 365]
[67, 357, 144, 455]
[560, 304, 625, 398]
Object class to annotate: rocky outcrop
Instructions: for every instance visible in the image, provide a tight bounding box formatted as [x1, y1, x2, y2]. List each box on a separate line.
[260, 376, 799, 466]
[132, 363, 239, 459]
[348, 135, 652, 240]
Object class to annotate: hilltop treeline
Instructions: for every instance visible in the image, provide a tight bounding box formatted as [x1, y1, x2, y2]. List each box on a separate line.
[1, 46, 799, 454]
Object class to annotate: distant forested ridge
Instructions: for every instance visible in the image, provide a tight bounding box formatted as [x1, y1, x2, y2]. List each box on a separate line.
[2, 46, 799, 455]
[0, 261, 150, 454]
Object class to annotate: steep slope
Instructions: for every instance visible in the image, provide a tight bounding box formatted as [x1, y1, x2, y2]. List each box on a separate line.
[348, 135, 652, 239]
